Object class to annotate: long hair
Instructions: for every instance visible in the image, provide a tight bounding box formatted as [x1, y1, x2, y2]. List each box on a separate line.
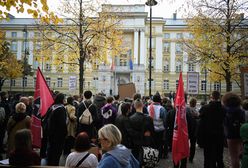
[14, 129, 32, 151]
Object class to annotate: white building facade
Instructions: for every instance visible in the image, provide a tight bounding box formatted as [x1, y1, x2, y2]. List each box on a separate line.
[0, 4, 241, 97]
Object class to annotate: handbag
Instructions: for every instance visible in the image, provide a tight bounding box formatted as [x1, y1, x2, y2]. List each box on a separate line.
[140, 115, 159, 168]
[141, 146, 159, 168]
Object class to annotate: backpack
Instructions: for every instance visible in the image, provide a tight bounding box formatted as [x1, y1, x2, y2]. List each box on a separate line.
[79, 101, 93, 125]
[0, 107, 5, 124]
[101, 107, 113, 119]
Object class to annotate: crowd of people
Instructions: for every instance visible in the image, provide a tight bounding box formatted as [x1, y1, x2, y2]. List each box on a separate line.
[0, 90, 248, 168]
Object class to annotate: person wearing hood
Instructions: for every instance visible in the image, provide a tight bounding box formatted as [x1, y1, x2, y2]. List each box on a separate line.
[222, 92, 245, 168]
[93, 93, 106, 129]
[97, 124, 139, 168]
[7, 102, 31, 155]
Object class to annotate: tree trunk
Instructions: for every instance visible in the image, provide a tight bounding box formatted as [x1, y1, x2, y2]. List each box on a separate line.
[0, 79, 5, 91]
[78, 0, 84, 96]
[79, 56, 85, 95]
[225, 70, 232, 92]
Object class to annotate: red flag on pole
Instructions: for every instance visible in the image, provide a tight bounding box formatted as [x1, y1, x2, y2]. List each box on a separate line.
[31, 67, 54, 148]
[110, 59, 115, 71]
[172, 72, 190, 165]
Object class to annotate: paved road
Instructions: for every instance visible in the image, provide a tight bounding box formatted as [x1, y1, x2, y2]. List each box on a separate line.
[157, 146, 231, 168]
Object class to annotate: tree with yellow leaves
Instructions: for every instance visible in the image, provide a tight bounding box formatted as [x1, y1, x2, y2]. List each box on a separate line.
[37, 0, 123, 94]
[0, 0, 61, 24]
[0, 33, 22, 91]
[184, 0, 248, 92]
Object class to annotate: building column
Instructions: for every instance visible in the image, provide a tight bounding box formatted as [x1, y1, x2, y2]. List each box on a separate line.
[140, 29, 145, 65]
[155, 36, 163, 72]
[134, 30, 139, 64]
[170, 42, 176, 72]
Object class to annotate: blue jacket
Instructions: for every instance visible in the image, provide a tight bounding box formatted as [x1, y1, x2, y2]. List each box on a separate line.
[97, 145, 139, 168]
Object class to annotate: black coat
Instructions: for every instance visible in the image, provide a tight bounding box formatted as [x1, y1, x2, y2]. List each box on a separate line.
[76, 100, 98, 138]
[115, 115, 132, 148]
[198, 101, 225, 147]
[48, 104, 67, 142]
[128, 112, 154, 147]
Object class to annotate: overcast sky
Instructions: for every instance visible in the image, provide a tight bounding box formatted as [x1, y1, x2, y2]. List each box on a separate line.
[9, 0, 185, 19]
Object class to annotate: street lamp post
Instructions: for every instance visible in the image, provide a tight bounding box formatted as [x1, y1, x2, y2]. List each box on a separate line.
[204, 67, 207, 102]
[146, 0, 157, 97]
[23, 26, 28, 94]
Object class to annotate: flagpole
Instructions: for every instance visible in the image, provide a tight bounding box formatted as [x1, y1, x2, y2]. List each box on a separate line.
[114, 69, 116, 95]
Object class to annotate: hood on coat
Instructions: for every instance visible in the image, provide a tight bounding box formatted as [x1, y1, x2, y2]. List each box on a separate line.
[107, 144, 131, 167]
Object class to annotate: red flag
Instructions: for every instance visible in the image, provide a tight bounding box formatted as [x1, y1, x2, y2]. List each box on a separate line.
[31, 67, 54, 148]
[172, 72, 190, 165]
[110, 59, 115, 71]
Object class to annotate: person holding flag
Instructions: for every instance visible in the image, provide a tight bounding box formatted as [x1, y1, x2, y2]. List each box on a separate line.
[172, 72, 190, 168]
[32, 67, 54, 149]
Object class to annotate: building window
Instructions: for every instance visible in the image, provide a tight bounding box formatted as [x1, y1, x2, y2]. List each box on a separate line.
[22, 77, 27, 87]
[57, 78, 63, 87]
[35, 41, 41, 50]
[201, 80, 206, 91]
[188, 63, 195, 72]
[11, 32, 17, 38]
[148, 38, 155, 48]
[45, 63, 51, 71]
[163, 61, 169, 72]
[137, 76, 140, 82]
[176, 80, 179, 89]
[22, 41, 29, 52]
[176, 62, 182, 72]
[163, 80, 169, 90]
[176, 33, 183, 39]
[11, 41, 17, 52]
[46, 77, 51, 87]
[120, 54, 127, 66]
[10, 79, 15, 87]
[147, 79, 154, 89]
[163, 42, 170, 53]
[23, 31, 29, 38]
[176, 43, 183, 54]
[164, 33, 170, 39]
[34, 32, 41, 38]
[214, 82, 220, 91]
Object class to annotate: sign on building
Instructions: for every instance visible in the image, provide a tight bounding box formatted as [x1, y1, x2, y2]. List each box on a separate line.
[69, 76, 77, 91]
[187, 72, 199, 95]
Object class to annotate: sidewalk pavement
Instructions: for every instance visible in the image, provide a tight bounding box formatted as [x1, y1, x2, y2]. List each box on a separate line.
[157, 146, 231, 168]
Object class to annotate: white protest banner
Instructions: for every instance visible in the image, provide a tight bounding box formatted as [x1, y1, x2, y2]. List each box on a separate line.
[187, 72, 199, 95]
[69, 76, 77, 91]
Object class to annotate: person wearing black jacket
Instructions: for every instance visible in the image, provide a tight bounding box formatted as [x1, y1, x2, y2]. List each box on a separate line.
[77, 90, 98, 140]
[128, 99, 154, 165]
[128, 93, 148, 117]
[0, 91, 11, 154]
[47, 93, 67, 166]
[115, 102, 132, 148]
[198, 91, 225, 168]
